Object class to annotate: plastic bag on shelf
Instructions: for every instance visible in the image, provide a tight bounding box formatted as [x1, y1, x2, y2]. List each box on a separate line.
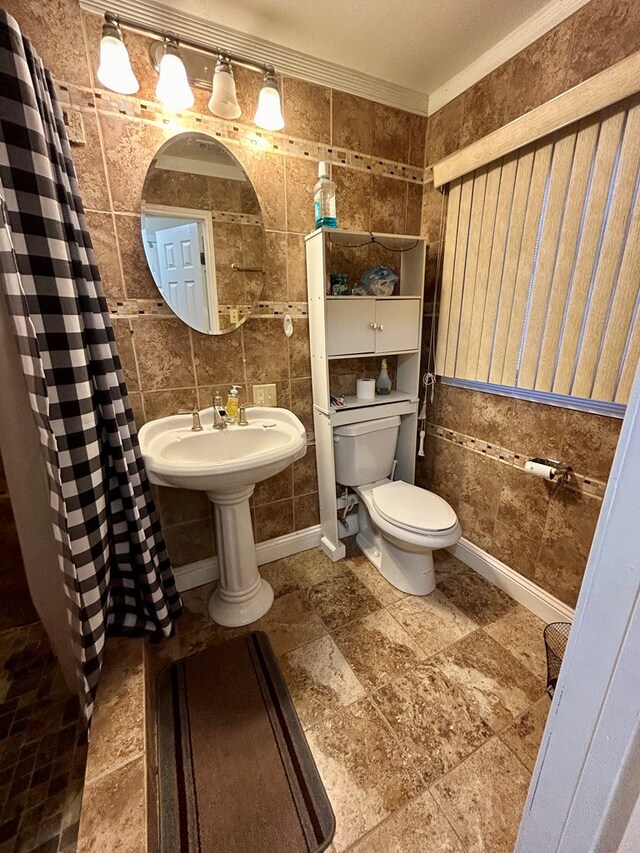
[352, 265, 399, 296]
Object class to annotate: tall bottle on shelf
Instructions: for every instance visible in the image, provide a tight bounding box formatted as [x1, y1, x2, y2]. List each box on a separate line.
[314, 161, 337, 229]
[377, 359, 392, 395]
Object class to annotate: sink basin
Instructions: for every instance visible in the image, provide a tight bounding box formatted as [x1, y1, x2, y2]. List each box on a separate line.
[139, 407, 307, 627]
[139, 406, 306, 494]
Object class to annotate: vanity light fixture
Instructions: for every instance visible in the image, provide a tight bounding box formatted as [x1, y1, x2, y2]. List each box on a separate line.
[96, 13, 284, 130]
[96, 15, 139, 94]
[254, 70, 285, 131]
[208, 56, 241, 120]
[156, 37, 194, 111]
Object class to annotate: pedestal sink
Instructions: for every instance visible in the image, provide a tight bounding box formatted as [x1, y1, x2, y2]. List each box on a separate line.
[139, 407, 306, 627]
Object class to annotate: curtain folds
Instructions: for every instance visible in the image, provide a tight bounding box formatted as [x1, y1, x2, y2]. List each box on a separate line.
[0, 10, 181, 721]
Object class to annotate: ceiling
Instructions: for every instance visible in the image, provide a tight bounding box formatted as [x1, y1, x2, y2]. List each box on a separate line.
[155, 0, 554, 95]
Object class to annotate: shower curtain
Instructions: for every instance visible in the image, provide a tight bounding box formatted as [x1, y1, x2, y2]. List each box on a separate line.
[0, 10, 181, 721]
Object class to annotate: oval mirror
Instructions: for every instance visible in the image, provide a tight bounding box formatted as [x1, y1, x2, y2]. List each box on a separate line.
[140, 133, 265, 335]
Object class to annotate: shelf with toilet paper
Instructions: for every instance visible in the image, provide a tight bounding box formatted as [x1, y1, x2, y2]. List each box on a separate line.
[305, 227, 427, 562]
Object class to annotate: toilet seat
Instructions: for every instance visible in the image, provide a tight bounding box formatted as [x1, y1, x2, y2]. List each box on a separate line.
[372, 480, 458, 534]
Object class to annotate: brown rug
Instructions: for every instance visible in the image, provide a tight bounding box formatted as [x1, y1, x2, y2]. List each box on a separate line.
[157, 631, 335, 853]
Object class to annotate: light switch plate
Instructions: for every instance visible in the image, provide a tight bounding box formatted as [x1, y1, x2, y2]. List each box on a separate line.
[252, 383, 277, 406]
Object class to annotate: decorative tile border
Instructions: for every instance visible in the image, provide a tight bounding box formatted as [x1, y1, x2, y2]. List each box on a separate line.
[54, 82, 426, 185]
[427, 422, 607, 500]
[108, 298, 308, 319]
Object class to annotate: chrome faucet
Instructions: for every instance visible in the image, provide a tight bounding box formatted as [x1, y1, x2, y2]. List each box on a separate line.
[178, 409, 203, 431]
[212, 406, 227, 430]
[238, 405, 249, 426]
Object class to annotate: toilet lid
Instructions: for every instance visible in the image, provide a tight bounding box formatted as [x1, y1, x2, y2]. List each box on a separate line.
[372, 481, 458, 533]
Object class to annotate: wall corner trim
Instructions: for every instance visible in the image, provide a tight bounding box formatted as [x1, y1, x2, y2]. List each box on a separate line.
[449, 536, 575, 625]
[428, 0, 592, 114]
[173, 524, 322, 592]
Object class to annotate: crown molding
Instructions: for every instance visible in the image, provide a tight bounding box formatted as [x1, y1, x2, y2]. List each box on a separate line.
[428, 0, 592, 114]
[80, 0, 429, 115]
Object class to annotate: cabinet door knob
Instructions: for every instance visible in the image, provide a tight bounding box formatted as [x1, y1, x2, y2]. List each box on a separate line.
[377, 323, 384, 331]
[370, 322, 377, 329]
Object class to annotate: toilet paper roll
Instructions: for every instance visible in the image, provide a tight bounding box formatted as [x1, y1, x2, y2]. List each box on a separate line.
[356, 378, 376, 400]
[524, 460, 557, 480]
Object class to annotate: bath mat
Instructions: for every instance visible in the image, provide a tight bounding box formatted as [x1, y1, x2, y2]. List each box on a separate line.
[156, 631, 335, 853]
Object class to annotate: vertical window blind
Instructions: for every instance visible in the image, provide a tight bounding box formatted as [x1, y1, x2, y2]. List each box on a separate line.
[435, 94, 640, 405]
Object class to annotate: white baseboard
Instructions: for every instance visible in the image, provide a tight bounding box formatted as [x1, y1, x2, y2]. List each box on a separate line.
[449, 537, 575, 624]
[173, 524, 322, 592]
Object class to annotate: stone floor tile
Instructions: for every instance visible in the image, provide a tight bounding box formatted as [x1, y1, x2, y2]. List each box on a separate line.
[374, 663, 493, 785]
[306, 571, 381, 631]
[437, 570, 518, 626]
[280, 636, 365, 729]
[484, 605, 548, 681]
[431, 737, 531, 853]
[349, 790, 464, 852]
[388, 591, 478, 658]
[332, 610, 426, 691]
[432, 630, 542, 732]
[500, 696, 551, 771]
[253, 590, 328, 655]
[305, 698, 423, 851]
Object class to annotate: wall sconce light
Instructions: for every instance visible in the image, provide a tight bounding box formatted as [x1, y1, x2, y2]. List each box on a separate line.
[156, 38, 195, 111]
[97, 15, 139, 94]
[208, 56, 241, 120]
[254, 70, 285, 131]
[96, 13, 285, 131]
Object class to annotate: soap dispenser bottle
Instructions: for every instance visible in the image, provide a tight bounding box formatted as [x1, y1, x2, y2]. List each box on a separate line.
[226, 385, 241, 421]
[376, 359, 392, 395]
[314, 161, 337, 229]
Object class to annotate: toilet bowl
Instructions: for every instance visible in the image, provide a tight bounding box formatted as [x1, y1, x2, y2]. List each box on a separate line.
[333, 416, 461, 595]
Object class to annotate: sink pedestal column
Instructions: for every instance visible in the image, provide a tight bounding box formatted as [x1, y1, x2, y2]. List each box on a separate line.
[206, 486, 274, 627]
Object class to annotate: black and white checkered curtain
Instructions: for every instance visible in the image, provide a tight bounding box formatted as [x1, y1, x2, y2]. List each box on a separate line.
[0, 10, 181, 721]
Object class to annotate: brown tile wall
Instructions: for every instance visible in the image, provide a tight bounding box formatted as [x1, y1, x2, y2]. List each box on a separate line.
[420, 0, 638, 605]
[3, 0, 426, 568]
[0, 449, 39, 629]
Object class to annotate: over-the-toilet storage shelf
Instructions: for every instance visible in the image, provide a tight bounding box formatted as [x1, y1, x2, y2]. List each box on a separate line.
[305, 227, 427, 562]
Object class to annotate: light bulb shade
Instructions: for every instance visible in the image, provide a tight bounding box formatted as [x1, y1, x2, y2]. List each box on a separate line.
[208, 58, 241, 119]
[254, 74, 284, 130]
[96, 22, 139, 95]
[156, 43, 194, 111]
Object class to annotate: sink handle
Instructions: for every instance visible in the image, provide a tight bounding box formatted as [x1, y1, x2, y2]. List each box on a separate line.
[178, 409, 204, 432]
[238, 406, 249, 426]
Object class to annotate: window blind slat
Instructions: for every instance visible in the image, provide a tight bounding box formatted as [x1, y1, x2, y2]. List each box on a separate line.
[571, 102, 640, 398]
[593, 189, 640, 401]
[461, 162, 503, 379]
[501, 139, 555, 386]
[534, 117, 600, 392]
[488, 146, 536, 384]
[476, 156, 519, 381]
[454, 167, 488, 376]
[552, 107, 626, 395]
[517, 129, 578, 389]
[616, 305, 640, 403]
[435, 178, 462, 375]
[444, 175, 475, 376]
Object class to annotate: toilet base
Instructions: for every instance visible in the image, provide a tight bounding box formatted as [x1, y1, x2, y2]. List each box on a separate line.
[356, 519, 436, 597]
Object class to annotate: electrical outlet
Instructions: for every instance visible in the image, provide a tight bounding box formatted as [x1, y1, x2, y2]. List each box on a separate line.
[229, 307, 239, 324]
[252, 383, 277, 406]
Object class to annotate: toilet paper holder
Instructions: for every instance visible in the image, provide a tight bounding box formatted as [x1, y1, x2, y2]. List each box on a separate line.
[525, 457, 573, 493]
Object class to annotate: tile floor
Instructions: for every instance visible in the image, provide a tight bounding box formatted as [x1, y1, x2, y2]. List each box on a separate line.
[0, 624, 87, 853]
[151, 542, 551, 853]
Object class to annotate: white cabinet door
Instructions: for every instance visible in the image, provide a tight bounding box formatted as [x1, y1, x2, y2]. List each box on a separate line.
[375, 299, 421, 353]
[326, 299, 376, 356]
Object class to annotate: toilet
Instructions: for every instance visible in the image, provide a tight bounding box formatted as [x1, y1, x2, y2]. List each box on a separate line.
[333, 415, 461, 596]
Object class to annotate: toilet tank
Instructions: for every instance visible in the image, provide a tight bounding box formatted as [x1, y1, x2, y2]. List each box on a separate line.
[333, 416, 401, 486]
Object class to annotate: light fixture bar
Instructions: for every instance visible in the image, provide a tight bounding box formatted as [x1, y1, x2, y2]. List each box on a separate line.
[103, 12, 273, 77]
